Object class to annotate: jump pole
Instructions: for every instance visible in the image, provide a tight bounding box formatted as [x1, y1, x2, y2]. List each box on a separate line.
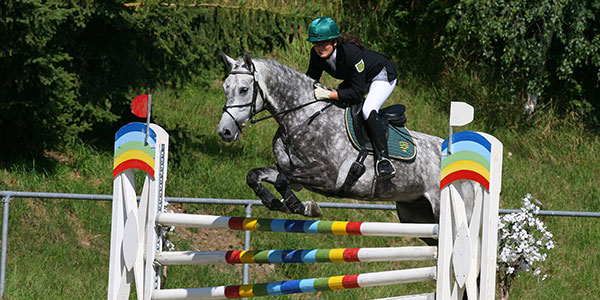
[151, 267, 437, 300]
[156, 213, 439, 238]
[154, 246, 438, 265]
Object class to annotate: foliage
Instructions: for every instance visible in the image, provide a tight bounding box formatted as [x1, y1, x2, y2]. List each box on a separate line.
[328, 0, 460, 76]
[380, 0, 458, 74]
[0, 0, 310, 160]
[1, 0, 92, 158]
[444, 0, 600, 125]
[0, 0, 169, 158]
[130, 2, 312, 79]
[497, 194, 554, 300]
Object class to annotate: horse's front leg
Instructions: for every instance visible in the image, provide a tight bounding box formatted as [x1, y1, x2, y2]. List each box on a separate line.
[246, 165, 288, 213]
[275, 173, 322, 217]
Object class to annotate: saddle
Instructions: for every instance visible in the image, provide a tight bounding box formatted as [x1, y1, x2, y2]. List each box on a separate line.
[344, 103, 416, 161]
[336, 103, 417, 197]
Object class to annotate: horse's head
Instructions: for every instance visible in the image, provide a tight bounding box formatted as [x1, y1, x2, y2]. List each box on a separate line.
[217, 53, 267, 143]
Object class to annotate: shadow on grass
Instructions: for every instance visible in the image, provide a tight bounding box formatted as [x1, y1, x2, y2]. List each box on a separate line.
[0, 154, 62, 177]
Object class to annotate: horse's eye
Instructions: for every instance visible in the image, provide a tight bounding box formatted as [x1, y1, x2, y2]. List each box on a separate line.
[239, 87, 249, 94]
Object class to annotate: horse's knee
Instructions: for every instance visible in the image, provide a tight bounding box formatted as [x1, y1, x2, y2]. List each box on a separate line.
[247, 170, 283, 211]
[246, 169, 261, 187]
[274, 173, 289, 192]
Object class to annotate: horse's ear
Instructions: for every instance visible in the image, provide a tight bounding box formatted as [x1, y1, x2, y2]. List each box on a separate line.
[222, 52, 236, 69]
[242, 52, 254, 72]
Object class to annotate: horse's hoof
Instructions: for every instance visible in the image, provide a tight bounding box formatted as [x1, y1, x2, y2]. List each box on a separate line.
[303, 200, 323, 217]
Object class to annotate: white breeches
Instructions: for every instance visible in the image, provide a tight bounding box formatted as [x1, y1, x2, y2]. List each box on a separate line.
[362, 79, 397, 120]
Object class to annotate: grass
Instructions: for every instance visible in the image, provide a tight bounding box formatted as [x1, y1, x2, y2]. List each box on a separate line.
[1, 38, 599, 299]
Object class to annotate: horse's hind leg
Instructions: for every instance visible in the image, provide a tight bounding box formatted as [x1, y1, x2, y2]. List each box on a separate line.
[395, 197, 437, 246]
[275, 174, 322, 218]
[246, 165, 287, 212]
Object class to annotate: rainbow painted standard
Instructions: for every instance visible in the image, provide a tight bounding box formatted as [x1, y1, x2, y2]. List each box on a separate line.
[440, 131, 491, 190]
[113, 122, 157, 178]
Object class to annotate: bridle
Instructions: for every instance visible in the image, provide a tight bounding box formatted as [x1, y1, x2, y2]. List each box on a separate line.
[221, 67, 264, 133]
[222, 63, 332, 135]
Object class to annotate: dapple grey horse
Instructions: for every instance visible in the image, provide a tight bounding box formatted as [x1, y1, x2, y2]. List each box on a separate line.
[217, 54, 476, 245]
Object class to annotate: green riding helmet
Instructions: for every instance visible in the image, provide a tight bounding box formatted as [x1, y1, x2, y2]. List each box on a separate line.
[307, 17, 340, 43]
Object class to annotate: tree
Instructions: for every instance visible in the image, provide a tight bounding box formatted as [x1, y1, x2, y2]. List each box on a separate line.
[0, 1, 308, 160]
[444, 0, 600, 123]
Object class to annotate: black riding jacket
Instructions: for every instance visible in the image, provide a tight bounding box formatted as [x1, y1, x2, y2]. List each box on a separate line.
[306, 42, 397, 105]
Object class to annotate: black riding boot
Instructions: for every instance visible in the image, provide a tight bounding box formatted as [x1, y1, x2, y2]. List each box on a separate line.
[365, 111, 396, 179]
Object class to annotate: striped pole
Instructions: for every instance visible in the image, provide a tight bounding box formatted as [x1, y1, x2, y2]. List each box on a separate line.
[151, 267, 437, 300]
[156, 213, 439, 239]
[155, 246, 437, 265]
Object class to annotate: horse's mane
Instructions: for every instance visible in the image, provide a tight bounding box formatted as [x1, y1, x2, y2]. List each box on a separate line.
[229, 56, 323, 108]
[254, 58, 315, 86]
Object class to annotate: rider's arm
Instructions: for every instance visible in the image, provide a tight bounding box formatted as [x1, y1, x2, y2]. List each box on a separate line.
[335, 44, 366, 104]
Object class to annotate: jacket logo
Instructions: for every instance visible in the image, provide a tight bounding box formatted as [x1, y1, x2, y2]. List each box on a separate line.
[354, 59, 365, 73]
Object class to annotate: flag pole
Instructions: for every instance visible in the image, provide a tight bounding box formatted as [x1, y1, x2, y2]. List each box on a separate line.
[145, 94, 152, 145]
[446, 101, 474, 156]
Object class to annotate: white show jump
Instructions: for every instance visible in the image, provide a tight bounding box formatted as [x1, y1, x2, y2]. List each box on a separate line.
[108, 102, 503, 300]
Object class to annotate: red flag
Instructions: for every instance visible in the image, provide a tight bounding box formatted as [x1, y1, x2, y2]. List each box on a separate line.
[131, 94, 149, 118]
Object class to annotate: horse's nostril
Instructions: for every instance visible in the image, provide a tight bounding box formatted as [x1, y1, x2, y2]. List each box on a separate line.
[224, 129, 231, 137]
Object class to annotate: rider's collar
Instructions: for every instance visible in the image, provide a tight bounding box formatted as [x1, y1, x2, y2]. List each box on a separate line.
[326, 48, 337, 71]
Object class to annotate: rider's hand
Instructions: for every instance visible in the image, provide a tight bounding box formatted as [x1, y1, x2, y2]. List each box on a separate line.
[314, 86, 331, 100]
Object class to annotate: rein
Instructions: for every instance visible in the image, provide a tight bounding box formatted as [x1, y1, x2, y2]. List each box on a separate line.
[250, 99, 322, 124]
[283, 102, 335, 145]
[223, 64, 333, 134]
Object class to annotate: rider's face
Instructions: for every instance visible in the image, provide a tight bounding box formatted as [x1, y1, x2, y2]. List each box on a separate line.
[312, 40, 336, 59]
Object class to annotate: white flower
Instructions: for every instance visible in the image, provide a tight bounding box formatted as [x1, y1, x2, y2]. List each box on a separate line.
[497, 194, 554, 288]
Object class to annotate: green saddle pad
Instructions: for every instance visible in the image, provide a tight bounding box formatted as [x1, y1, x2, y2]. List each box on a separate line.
[344, 108, 417, 160]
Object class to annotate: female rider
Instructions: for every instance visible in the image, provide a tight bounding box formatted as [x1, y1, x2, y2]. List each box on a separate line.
[306, 17, 398, 179]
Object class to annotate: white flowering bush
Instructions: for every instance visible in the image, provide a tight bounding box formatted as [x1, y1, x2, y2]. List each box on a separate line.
[497, 194, 554, 300]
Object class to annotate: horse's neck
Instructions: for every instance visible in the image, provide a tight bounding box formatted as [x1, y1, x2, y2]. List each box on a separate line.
[258, 62, 329, 132]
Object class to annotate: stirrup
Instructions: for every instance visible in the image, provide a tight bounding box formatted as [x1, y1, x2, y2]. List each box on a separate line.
[375, 158, 396, 179]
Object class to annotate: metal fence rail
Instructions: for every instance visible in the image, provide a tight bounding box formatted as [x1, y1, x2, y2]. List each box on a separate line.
[1, 190, 599, 297]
